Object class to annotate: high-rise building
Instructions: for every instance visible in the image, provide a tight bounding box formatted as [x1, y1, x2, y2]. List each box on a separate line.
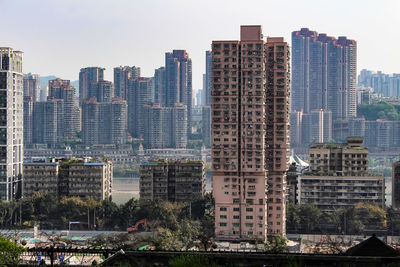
[62, 86, 80, 139]
[24, 157, 113, 201]
[205, 50, 212, 106]
[164, 50, 192, 136]
[127, 77, 153, 138]
[89, 80, 114, 103]
[23, 96, 33, 146]
[212, 26, 290, 241]
[302, 109, 332, 144]
[114, 66, 141, 100]
[291, 28, 357, 120]
[78, 67, 104, 105]
[154, 67, 165, 104]
[82, 98, 127, 145]
[143, 103, 187, 149]
[48, 78, 70, 100]
[23, 73, 40, 102]
[0, 47, 24, 200]
[139, 159, 205, 202]
[33, 99, 64, 146]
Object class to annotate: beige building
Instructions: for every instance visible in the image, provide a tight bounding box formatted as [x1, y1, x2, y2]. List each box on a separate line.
[309, 137, 368, 176]
[139, 159, 205, 202]
[300, 137, 385, 211]
[299, 175, 385, 211]
[212, 26, 290, 241]
[23, 158, 112, 201]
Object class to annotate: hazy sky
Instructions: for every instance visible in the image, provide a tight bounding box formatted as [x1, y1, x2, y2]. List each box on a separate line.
[1, 0, 399, 91]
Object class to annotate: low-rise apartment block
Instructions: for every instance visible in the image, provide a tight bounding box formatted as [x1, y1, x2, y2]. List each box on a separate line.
[299, 137, 385, 210]
[139, 160, 205, 202]
[23, 158, 112, 201]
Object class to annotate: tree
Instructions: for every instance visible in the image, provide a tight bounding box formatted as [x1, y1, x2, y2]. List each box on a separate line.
[0, 236, 26, 266]
[265, 235, 288, 253]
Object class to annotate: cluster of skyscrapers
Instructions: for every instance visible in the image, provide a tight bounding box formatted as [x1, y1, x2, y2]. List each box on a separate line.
[290, 28, 357, 152]
[22, 50, 198, 150]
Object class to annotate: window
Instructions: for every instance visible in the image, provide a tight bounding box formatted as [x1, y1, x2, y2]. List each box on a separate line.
[233, 215, 240, 219]
[220, 215, 227, 219]
[219, 223, 227, 227]
[220, 207, 227, 211]
[245, 223, 253, 228]
[246, 208, 253, 212]
[233, 207, 240, 212]
[246, 216, 253, 220]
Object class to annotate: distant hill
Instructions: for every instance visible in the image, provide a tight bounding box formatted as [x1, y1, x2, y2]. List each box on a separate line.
[40, 76, 79, 96]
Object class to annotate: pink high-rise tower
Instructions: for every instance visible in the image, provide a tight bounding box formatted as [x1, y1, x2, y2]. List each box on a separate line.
[212, 26, 290, 241]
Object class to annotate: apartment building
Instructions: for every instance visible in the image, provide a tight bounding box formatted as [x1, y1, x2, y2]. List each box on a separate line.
[23, 158, 113, 201]
[299, 137, 384, 211]
[309, 137, 368, 176]
[299, 175, 385, 211]
[212, 26, 290, 241]
[139, 160, 205, 202]
[0, 47, 24, 200]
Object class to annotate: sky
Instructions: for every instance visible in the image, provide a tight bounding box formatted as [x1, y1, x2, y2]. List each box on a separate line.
[1, 0, 399, 92]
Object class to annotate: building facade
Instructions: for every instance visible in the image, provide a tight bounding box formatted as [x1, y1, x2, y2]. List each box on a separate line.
[392, 160, 400, 209]
[139, 160, 205, 202]
[299, 175, 385, 211]
[212, 26, 290, 241]
[127, 77, 153, 138]
[0, 47, 24, 200]
[79, 67, 105, 105]
[143, 103, 187, 149]
[23, 158, 113, 201]
[291, 28, 357, 120]
[23, 73, 40, 102]
[82, 98, 127, 145]
[164, 50, 192, 136]
[299, 137, 384, 211]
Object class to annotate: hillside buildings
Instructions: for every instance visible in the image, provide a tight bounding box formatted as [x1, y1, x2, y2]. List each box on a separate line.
[139, 159, 205, 202]
[212, 26, 290, 241]
[23, 158, 113, 201]
[0, 47, 24, 200]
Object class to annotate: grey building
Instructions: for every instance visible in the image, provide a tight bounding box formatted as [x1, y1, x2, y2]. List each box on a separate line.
[23, 73, 40, 102]
[0, 47, 24, 200]
[89, 80, 114, 103]
[24, 158, 113, 201]
[392, 160, 400, 209]
[79, 67, 104, 105]
[33, 99, 64, 146]
[127, 77, 153, 138]
[114, 66, 141, 100]
[24, 96, 33, 146]
[154, 67, 165, 104]
[302, 109, 332, 144]
[202, 106, 211, 148]
[164, 50, 192, 137]
[82, 98, 127, 145]
[139, 159, 205, 202]
[292, 28, 357, 120]
[143, 103, 187, 149]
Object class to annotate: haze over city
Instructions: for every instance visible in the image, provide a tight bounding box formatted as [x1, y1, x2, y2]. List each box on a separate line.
[1, 0, 399, 90]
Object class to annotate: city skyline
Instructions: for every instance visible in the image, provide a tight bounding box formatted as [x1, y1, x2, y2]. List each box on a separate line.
[1, 0, 399, 93]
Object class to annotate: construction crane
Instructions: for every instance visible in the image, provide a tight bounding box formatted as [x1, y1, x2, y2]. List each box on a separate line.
[127, 218, 148, 233]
